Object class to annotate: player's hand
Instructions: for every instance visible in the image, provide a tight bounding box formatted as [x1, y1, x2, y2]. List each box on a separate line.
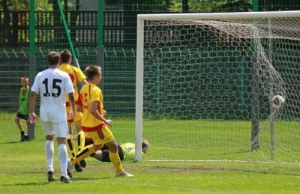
[29, 112, 37, 124]
[105, 119, 113, 127]
[69, 110, 74, 120]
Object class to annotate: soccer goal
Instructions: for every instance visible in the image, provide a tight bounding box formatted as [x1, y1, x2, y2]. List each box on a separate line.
[135, 11, 300, 163]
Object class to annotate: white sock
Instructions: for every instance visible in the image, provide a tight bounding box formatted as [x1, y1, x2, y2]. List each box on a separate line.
[45, 140, 54, 172]
[58, 144, 68, 177]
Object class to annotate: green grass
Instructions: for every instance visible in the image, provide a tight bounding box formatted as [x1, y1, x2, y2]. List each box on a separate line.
[1, 115, 300, 193]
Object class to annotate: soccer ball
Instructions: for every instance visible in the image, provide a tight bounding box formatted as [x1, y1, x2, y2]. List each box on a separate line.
[271, 95, 285, 109]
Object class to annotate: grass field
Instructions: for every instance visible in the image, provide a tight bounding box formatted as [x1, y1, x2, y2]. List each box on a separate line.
[0, 114, 300, 194]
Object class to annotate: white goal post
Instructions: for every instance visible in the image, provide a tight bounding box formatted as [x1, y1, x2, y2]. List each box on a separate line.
[135, 11, 300, 162]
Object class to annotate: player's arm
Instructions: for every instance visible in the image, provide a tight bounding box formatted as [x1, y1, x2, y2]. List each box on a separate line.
[76, 68, 87, 86]
[90, 101, 112, 126]
[75, 93, 83, 112]
[65, 73, 75, 119]
[28, 76, 39, 124]
[80, 79, 87, 85]
[68, 92, 75, 120]
[28, 91, 37, 124]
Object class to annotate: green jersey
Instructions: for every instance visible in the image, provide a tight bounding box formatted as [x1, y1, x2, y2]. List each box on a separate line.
[19, 86, 30, 115]
[120, 143, 144, 161]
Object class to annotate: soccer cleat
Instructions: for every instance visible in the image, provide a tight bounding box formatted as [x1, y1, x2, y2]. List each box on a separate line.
[116, 171, 134, 177]
[67, 160, 73, 178]
[60, 176, 72, 183]
[21, 134, 29, 142]
[79, 159, 86, 168]
[74, 163, 83, 172]
[47, 171, 55, 182]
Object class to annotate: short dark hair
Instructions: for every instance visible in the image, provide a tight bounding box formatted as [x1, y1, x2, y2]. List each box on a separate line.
[60, 50, 72, 63]
[47, 51, 60, 66]
[85, 65, 101, 80]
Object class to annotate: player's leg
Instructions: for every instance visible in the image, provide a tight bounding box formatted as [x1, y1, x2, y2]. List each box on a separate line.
[67, 123, 83, 172]
[92, 144, 124, 162]
[41, 120, 56, 182]
[74, 111, 86, 168]
[101, 126, 133, 177]
[66, 123, 76, 157]
[66, 106, 76, 157]
[54, 121, 72, 183]
[70, 131, 98, 165]
[14, 112, 25, 141]
[105, 140, 124, 174]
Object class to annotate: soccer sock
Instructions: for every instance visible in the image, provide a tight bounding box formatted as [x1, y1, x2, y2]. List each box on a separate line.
[45, 140, 54, 172]
[71, 144, 95, 164]
[67, 135, 75, 157]
[58, 144, 68, 177]
[109, 151, 124, 174]
[20, 131, 25, 137]
[77, 131, 85, 152]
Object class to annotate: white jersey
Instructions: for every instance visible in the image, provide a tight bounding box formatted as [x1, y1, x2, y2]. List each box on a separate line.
[31, 68, 74, 122]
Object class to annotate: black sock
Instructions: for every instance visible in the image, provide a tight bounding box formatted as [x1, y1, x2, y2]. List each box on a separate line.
[21, 131, 25, 137]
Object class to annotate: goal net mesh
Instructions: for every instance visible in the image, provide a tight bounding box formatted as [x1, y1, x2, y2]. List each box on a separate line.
[140, 15, 300, 162]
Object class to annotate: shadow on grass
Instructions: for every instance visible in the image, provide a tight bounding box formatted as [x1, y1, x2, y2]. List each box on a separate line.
[72, 176, 114, 181]
[0, 140, 22, 144]
[0, 177, 113, 187]
[1, 182, 49, 186]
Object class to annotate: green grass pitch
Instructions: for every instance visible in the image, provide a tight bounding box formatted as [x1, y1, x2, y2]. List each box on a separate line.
[0, 113, 299, 194]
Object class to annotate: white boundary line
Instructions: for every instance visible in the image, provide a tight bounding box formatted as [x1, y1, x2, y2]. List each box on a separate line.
[146, 159, 299, 165]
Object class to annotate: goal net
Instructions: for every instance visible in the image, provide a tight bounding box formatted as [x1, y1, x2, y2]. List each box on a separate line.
[135, 11, 300, 163]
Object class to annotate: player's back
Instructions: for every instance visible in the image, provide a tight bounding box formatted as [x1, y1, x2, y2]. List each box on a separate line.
[59, 64, 85, 100]
[79, 83, 104, 128]
[120, 143, 136, 161]
[32, 68, 74, 122]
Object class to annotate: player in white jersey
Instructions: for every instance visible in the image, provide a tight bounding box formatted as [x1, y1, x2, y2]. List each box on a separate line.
[29, 51, 75, 184]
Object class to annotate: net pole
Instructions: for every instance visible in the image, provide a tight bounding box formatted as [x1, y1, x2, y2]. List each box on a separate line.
[268, 19, 275, 160]
[252, 0, 259, 12]
[97, 0, 104, 90]
[135, 17, 144, 162]
[56, 0, 80, 68]
[251, 5, 260, 151]
[28, 0, 36, 140]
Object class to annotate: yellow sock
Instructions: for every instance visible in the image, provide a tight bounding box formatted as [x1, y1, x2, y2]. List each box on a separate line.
[109, 151, 123, 174]
[71, 144, 95, 164]
[67, 135, 75, 157]
[77, 131, 85, 151]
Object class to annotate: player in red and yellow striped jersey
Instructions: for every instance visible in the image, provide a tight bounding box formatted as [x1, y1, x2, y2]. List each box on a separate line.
[70, 65, 133, 177]
[59, 50, 87, 172]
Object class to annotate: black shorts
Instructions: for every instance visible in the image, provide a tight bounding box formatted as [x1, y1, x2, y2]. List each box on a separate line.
[85, 139, 124, 161]
[16, 112, 28, 120]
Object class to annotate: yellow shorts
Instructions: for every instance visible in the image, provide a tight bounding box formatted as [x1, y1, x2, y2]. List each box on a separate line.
[84, 126, 114, 146]
[66, 106, 82, 123]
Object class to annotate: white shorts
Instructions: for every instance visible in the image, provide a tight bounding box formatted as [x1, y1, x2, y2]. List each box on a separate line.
[41, 120, 69, 138]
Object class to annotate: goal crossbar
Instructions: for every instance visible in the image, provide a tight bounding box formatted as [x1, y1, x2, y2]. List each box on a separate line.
[137, 11, 300, 21]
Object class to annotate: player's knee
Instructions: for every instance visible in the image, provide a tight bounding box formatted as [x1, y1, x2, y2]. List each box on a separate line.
[14, 117, 20, 122]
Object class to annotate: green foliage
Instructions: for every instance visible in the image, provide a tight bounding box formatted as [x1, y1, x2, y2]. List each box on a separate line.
[0, 0, 52, 11]
[169, 0, 236, 12]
